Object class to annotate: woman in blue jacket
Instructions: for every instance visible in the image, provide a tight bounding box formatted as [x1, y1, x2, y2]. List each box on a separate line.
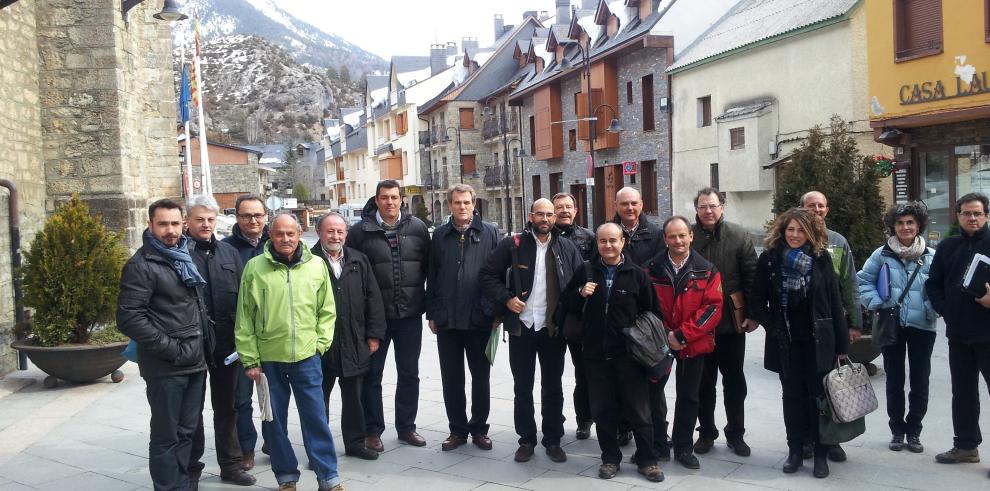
[857, 202, 938, 454]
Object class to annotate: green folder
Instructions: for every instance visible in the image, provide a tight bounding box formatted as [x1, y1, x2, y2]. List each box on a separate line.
[486, 326, 501, 365]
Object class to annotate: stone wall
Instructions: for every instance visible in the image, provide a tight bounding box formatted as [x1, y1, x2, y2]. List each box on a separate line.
[0, 0, 46, 376]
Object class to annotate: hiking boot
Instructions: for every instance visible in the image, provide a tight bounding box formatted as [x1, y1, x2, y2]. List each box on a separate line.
[906, 435, 924, 453]
[890, 434, 905, 452]
[936, 447, 980, 464]
[693, 436, 714, 454]
[598, 463, 619, 479]
[637, 464, 664, 482]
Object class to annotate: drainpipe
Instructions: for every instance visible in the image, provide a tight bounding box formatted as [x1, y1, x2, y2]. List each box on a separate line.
[0, 179, 26, 370]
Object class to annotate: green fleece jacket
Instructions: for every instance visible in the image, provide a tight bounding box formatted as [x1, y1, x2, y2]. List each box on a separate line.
[235, 243, 335, 368]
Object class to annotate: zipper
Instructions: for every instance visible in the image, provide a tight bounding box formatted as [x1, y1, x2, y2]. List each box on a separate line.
[458, 232, 466, 322]
[286, 266, 296, 360]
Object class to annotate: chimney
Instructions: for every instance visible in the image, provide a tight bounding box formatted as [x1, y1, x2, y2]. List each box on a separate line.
[494, 14, 505, 41]
[504, 24, 514, 34]
[556, 0, 570, 25]
[461, 36, 479, 53]
[539, 10, 550, 21]
[430, 44, 447, 76]
[446, 41, 457, 56]
[523, 10, 538, 20]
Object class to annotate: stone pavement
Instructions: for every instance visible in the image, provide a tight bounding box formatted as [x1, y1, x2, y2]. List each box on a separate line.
[2, 317, 990, 490]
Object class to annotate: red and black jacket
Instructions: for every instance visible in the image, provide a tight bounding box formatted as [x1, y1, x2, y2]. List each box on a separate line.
[645, 248, 723, 359]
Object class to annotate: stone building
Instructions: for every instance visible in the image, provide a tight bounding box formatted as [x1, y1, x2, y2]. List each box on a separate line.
[0, 0, 179, 376]
[181, 134, 263, 210]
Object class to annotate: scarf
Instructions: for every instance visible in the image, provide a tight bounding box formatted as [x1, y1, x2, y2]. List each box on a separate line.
[887, 235, 926, 261]
[145, 229, 206, 287]
[780, 246, 813, 328]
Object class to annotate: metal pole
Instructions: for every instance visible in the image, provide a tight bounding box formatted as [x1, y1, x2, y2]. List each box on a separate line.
[500, 104, 514, 231]
[584, 47, 596, 227]
[0, 179, 27, 370]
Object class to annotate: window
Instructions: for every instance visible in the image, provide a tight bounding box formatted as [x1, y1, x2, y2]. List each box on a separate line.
[461, 154, 476, 174]
[494, 152, 499, 165]
[698, 96, 712, 127]
[395, 112, 407, 135]
[532, 174, 542, 200]
[459, 108, 475, 129]
[568, 129, 577, 150]
[626, 81, 633, 105]
[574, 92, 581, 116]
[894, 0, 943, 61]
[384, 120, 391, 138]
[642, 74, 654, 131]
[710, 163, 719, 189]
[641, 160, 657, 214]
[730, 127, 745, 149]
[529, 115, 536, 155]
[550, 172, 562, 196]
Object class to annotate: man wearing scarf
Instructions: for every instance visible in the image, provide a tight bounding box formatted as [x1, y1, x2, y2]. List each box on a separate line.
[118, 199, 212, 491]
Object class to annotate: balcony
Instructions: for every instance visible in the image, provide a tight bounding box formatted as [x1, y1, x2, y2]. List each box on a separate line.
[483, 165, 518, 188]
[419, 131, 430, 147]
[375, 142, 394, 156]
[482, 118, 519, 141]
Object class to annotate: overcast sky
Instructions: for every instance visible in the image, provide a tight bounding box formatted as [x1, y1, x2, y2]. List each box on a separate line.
[273, 0, 558, 59]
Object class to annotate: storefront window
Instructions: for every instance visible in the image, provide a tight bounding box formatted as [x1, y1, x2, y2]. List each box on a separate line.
[920, 150, 950, 245]
[920, 144, 990, 246]
[956, 144, 990, 198]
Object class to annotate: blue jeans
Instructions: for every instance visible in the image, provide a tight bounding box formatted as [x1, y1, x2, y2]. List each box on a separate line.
[261, 355, 340, 487]
[235, 366, 258, 453]
[145, 371, 206, 491]
[362, 316, 423, 435]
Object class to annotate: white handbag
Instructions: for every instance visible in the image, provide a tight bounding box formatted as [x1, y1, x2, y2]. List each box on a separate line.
[823, 359, 878, 423]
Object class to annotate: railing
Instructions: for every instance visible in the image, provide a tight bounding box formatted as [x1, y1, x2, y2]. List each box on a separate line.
[482, 118, 519, 140]
[483, 165, 517, 188]
[418, 131, 430, 146]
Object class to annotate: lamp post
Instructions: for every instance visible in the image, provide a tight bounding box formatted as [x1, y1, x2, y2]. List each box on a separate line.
[483, 97, 528, 232]
[442, 126, 463, 184]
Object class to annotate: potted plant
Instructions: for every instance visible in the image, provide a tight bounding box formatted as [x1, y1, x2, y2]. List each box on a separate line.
[12, 194, 130, 387]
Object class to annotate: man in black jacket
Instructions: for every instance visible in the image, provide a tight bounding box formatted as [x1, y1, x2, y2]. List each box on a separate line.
[345, 180, 431, 451]
[312, 212, 387, 461]
[563, 222, 663, 482]
[427, 184, 501, 452]
[185, 196, 256, 488]
[552, 192, 595, 440]
[479, 198, 584, 464]
[926, 193, 990, 468]
[612, 187, 663, 266]
[118, 199, 210, 491]
[691, 188, 758, 457]
[222, 193, 269, 467]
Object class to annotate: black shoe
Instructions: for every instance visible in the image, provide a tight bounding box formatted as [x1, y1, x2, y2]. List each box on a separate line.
[617, 431, 632, 447]
[693, 436, 714, 454]
[726, 436, 751, 457]
[261, 442, 270, 455]
[675, 450, 700, 469]
[890, 434, 905, 452]
[345, 446, 380, 460]
[906, 435, 924, 454]
[828, 444, 847, 462]
[782, 450, 803, 474]
[598, 463, 619, 479]
[802, 443, 814, 459]
[576, 421, 593, 440]
[546, 445, 567, 463]
[814, 455, 830, 478]
[221, 469, 257, 486]
[657, 445, 671, 462]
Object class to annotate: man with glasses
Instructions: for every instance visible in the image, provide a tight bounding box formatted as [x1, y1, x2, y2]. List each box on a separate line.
[926, 193, 990, 472]
[222, 194, 270, 469]
[480, 198, 584, 464]
[690, 188, 758, 459]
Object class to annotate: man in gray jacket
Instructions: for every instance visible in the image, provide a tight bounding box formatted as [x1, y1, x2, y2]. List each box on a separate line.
[691, 188, 758, 458]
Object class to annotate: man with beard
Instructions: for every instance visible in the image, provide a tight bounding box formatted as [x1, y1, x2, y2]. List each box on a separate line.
[480, 198, 584, 464]
[552, 192, 595, 440]
[184, 195, 256, 488]
[222, 194, 270, 468]
[312, 212, 386, 460]
[118, 198, 210, 491]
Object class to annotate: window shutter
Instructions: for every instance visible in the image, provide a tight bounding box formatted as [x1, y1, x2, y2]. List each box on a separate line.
[459, 108, 475, 129]
[730, 127, 745, 149]
[577, 93, 589, 140]
[461, 154, 476, 174]
[896, 0, 943, 60]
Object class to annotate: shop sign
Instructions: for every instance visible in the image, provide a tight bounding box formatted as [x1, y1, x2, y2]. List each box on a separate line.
[622, 161, 637, 175]
[893, 164, 910, 205]
[899, 72, 990, 105]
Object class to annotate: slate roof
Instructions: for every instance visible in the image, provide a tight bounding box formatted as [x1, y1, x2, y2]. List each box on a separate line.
[666, 0, 860, 72]
[392, 56, 432, 74]
[366, 76, 388, 92]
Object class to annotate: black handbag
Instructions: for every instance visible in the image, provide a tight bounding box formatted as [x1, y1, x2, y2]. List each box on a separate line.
[873, 258, 923, 349]
[817, 396, 865, 445]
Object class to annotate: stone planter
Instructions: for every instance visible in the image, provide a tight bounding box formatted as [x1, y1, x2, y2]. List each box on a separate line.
[11, 339, 127, 387]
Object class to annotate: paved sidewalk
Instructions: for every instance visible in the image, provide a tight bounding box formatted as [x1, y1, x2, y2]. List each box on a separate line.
[1, 321, 989, 490]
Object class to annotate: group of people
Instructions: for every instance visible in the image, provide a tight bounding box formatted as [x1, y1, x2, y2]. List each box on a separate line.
[115, 177, 990, 491]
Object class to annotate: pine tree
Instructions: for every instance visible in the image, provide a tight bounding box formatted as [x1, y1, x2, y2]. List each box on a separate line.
[293, 182, 310, 202]
[326, 66, 339, 79]
[772, 115, 885, 262]
[340, 65, 351, 84]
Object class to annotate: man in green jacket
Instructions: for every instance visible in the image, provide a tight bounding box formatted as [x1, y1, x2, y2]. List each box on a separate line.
[235, 213, 342, 491]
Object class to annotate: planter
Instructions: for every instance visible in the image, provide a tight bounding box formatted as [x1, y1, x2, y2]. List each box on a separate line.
[11, 339, 127, 387]
[848, 335, 882, 376]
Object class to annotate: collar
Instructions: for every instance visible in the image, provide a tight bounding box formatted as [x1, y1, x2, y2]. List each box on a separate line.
[190, 234, 216, 252]
[376, 210, 401, 227]
[696, 216, 723, 237]
[532, 231, 551, 247]
[668, 251, 690, 272]
[321, 243, 344, 262]
[963, 224, 990, 240]
[269, 242, 303, 266]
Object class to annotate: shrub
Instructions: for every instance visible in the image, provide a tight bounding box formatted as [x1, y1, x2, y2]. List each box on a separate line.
[20, 195, 129, 346]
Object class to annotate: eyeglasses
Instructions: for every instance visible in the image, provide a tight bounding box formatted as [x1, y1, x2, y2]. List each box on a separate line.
[237, 213, 267, 222]
[695, 204, 722, 211]
[531, 212, 555, 219]
[959, 211, 987, 218]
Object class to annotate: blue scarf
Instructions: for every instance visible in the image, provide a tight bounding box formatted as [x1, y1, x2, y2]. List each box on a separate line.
[780, 245, 813, 329]
[145, 229, 206, 287]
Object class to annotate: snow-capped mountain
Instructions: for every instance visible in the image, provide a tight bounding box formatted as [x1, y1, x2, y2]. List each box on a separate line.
[175, 0, 386, 75]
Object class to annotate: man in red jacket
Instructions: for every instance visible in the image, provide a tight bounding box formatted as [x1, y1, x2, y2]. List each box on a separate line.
[645, 216, 723, 470]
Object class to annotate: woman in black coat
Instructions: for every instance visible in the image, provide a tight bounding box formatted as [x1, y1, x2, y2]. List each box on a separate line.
[750, 207, 848, 479]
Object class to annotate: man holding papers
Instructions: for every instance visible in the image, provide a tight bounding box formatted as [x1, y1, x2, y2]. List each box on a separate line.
[925, 192, 990, 474]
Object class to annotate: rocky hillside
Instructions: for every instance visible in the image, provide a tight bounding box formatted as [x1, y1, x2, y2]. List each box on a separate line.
[180, 35, 363, 144]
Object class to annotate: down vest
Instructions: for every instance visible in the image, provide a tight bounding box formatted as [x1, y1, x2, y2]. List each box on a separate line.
[857, 244, 937, 332]
[426, 212, 501, 330]
[645, 248, 722, 359]
[345, 197, 431, 320]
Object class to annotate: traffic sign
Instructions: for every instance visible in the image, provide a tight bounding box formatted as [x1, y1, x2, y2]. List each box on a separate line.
[266, 196, 283, 210]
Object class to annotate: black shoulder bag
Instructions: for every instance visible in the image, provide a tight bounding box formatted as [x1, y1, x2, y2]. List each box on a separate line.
[873, 258, 923, 349]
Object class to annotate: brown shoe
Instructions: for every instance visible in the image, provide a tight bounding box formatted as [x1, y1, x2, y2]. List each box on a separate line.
[472, 434, 493, 450]
[220, 469, 257, 486]
[442, 434, 467, 451]
[546, 445, 567, 463]
[398, 431, 427, 447]
[242, 451, 255, 471]
[278, 482, 297, 490]
[515, 443, 535, 462]
[366, 435, 384, 453]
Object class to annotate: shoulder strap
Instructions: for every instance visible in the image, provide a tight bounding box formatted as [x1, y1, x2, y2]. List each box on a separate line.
[896, 258, 924, 305]
[510, 234, 523, 295]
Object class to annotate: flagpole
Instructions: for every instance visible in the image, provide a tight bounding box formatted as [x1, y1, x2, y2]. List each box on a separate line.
[181, 45, 194, 198]
[193, 18, 213, 196]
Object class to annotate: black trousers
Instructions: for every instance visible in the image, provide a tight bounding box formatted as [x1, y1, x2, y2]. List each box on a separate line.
[948, 340, 990, 450]
[697, 332, 747, 440]
[362, 316, 423, 435]
[779, 336, 828, 456]
[322, 371, 366, 452]
[567, 340, 592, 424]
[586, 355, 656, 466]
[882, 327, 936, 437]
[437, 329, 492, 437]
[659, 356, 705, 451]
[509, 326, 567, 447]
[191, 357, 243, 475]
[146, 371, 206, 491]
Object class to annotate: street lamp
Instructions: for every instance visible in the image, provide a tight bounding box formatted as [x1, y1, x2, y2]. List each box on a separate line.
[483, 96, 525, 231]
[122, 0, 188, 21]
[442, 126, 463, 183]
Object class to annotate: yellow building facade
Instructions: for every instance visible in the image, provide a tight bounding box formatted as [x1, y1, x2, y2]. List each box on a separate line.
[867, 0, 990, 244]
